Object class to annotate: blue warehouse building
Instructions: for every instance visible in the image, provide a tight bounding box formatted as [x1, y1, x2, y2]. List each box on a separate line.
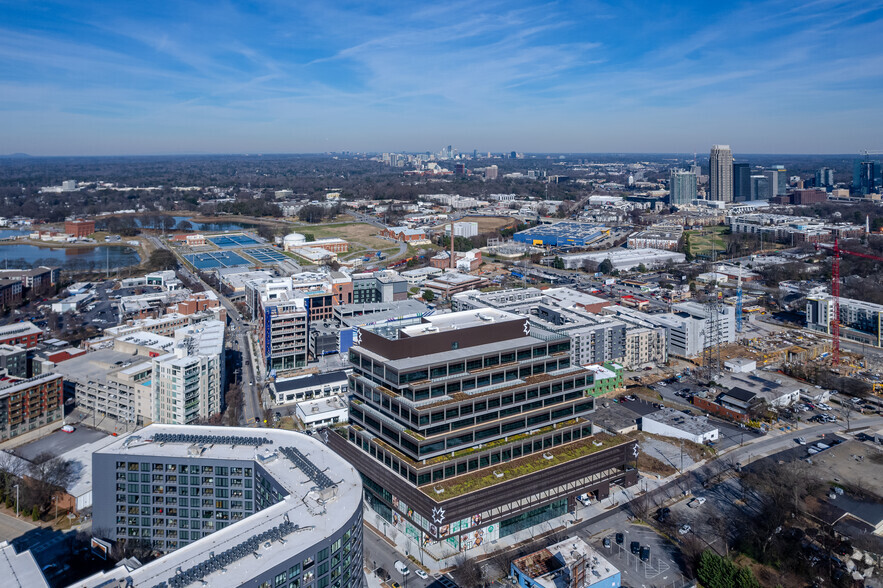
[514, 222, 608, 247]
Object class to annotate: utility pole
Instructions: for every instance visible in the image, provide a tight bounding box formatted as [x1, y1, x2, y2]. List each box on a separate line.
[13, 484, 19, 517]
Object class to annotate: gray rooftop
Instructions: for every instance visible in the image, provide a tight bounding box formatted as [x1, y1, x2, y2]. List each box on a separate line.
[644, 407, 718, 435]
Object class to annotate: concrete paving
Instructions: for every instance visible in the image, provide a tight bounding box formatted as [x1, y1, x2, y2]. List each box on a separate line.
[0, 510, 36, 543]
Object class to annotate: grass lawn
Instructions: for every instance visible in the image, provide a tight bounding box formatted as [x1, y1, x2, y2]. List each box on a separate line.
[293, 222, 392, 250]
[685, 226, 729, 257]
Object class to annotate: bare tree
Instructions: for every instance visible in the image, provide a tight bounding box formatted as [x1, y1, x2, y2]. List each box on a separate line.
[27, 453, 76, 511]
[452, 555, 485, 588]
[839, 401, 854, 431]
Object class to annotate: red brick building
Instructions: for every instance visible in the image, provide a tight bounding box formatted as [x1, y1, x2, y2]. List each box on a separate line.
[64, 219, 95, 238]
[0, 321, 43, 348]
[791, 189, 828, 205]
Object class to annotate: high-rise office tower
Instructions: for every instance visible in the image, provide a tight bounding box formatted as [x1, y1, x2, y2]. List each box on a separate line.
[750, 175, 771, 200]
[709, 145, 733, 202]
[816, 167, 835, 189]
[669, 170, 697, 205]
[733, 163, 751, 201]
[854, 159, 881, 195]
[762, 169, 779, 197]
[772, 165, 787, 195]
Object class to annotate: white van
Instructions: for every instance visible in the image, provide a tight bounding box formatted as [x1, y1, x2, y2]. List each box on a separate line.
[394, 560, 410, 576]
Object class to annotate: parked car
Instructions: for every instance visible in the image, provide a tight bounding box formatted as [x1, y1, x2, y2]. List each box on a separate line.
[630, 541, 640, 554]
[796, 437, 807, 445]
[640, 546, 651, 561]
[415, 569, 428, 579]
[615, 533, 624, 545]
[679, 524, 692, 535]
[603, 537, 611, 548]
[688, 497, 706, 507]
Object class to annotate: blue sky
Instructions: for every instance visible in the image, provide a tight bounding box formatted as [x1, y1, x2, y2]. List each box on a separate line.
[1, 0, 882, 155]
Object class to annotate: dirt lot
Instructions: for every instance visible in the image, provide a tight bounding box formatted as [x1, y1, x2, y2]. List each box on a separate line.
[291, 222, 392, 251]
[457, 215, 519, 233]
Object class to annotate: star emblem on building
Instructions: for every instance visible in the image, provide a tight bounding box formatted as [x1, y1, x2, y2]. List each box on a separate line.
[432, 506, 446, 524]
[523, 321, 530, 336]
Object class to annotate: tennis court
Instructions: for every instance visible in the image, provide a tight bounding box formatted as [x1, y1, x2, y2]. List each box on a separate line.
[186, 251, 252, 270]
[207, 234, 260, 248]
[244, 247, 289, 264]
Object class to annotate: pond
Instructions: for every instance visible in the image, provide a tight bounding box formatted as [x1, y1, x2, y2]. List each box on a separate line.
[100, 215, 259, 232]
[0, 244, 141, 271]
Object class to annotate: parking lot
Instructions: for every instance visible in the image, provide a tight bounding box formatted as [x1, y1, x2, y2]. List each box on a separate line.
[592, 524, 690, 588]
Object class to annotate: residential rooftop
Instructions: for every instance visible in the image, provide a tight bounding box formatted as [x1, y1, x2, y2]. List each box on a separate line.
[79, 424, 362, 588]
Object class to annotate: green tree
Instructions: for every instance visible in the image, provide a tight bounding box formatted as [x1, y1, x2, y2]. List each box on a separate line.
[697, 550, 735, 588]
[552, 256, 565, 270]
[734, 566, 761, 588]
[31, 504, 39, 521]
[598, 258, 614, 274]
[637, 263, 647, 273]
[422, 290, 436, 302]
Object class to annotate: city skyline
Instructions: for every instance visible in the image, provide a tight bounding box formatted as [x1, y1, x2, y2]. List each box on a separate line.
[2, 1, 882, 156]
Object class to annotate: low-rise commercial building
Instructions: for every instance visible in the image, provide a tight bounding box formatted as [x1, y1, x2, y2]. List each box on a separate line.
[561, 248, 685, 271]
[273, 370, 349, 405]
[512, 536, 621, 588]
[296, 395, 348, 430]
[641, 408, 719, 444]
[627, 226, 683, 250]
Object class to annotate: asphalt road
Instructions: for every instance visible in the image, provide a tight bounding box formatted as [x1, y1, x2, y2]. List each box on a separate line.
[172, 244, 262, 426]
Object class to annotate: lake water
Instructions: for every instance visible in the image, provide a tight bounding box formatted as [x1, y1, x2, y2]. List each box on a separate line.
[119, 215, 257, 232]
[0, 244, 141, 271]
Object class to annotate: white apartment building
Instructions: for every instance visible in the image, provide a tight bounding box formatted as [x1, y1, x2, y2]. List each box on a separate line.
[151, 320, 225, 424]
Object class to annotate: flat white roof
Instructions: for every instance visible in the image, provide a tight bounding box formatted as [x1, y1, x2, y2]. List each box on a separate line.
[80, 424, 361, 587]
[399, 308, 523, 338]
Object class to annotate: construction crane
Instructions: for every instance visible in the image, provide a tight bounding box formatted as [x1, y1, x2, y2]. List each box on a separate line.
[735, 262, 743, 333]
[817, 238, 883, 365]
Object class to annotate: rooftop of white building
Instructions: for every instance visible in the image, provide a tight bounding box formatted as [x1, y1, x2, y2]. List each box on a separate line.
[78, 424, 362, 588]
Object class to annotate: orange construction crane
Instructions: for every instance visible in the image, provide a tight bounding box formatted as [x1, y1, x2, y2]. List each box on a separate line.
[817, 238, 883, 365]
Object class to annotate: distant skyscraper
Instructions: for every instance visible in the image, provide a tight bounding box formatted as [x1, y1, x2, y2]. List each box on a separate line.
[815, 167, 835, 189]
[669, 170, 697, 205]
[709, 145, 733, 202]
[473, 149, 478, 159]
[750, 175, 771, 200]
[854, 159, 881, 195]
[762, 169, 779, 197]
[772, 165, 787, 195]
[733, 163, 750, 201]
[485, 165, 499, 180]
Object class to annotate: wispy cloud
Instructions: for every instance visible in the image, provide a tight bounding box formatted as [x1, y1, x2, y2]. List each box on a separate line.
[0, 0, 881, 154]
